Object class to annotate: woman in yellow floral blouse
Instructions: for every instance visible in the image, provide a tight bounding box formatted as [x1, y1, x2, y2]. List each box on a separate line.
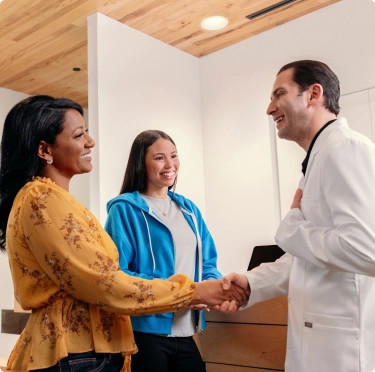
[0, 96, 246, 372]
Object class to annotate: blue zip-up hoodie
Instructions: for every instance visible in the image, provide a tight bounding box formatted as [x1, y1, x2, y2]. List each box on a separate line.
[105, 190, 221, 335]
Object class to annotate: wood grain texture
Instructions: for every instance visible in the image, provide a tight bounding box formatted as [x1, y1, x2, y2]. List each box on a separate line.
[195, 297, 288, 370]
[1, 310, 30, 335]
[206, 296, 288, 324]
[0, 0, 340, 107]
[196, 323, 287, 369]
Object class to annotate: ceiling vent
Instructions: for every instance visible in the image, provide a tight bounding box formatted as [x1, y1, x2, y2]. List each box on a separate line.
[246, 0, 297, 20]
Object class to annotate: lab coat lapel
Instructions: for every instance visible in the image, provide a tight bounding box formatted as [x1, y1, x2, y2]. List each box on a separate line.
[303, 119, 347, 182]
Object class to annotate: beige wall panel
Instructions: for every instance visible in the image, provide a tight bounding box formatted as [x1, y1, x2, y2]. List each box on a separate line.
[206, 296, 288, 324]
[196, 323, 287, 370]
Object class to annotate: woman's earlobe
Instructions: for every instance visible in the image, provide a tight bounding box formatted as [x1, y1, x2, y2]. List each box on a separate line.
[37, 140, 51, 161]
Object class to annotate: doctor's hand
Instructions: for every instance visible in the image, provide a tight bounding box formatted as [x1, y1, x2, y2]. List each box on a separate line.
[291, 188, 303, 209]
[191, 279, 249, 312]
[190, 279, 247, 309]
[211, 273, 250, 313]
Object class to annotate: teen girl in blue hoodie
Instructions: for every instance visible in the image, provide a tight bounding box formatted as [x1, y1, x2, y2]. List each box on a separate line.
[105, 130, 221, 372]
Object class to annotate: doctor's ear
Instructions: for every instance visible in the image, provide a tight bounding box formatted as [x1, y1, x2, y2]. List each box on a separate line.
[308, 83, 324, 104]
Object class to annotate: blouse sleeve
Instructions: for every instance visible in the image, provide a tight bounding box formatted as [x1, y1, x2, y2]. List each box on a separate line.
[9, 182, 195, 315]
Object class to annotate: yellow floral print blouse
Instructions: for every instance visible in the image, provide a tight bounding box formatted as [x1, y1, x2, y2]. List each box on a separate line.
[5, 177, 196, 371]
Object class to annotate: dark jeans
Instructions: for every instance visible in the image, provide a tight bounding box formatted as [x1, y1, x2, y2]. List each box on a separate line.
[32, 351, 124, 372]
[132, 332, 206, 372]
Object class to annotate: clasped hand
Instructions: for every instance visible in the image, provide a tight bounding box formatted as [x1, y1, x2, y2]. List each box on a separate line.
[191, 274, 250, 313]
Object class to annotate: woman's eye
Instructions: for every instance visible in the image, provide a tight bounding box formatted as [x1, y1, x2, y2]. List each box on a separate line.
[74, 129, 88, 138]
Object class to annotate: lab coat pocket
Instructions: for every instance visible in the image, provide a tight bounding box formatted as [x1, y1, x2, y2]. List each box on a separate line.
[301, 312, 359, 372]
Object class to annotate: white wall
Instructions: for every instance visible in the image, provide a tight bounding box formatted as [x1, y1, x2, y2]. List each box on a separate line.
[200, 0, 375, 273]
[340, 88, 375, 142]
[87, 13, 205, 225]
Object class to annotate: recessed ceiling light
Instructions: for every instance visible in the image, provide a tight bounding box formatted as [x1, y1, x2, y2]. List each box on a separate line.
[201, 16, 228, 31]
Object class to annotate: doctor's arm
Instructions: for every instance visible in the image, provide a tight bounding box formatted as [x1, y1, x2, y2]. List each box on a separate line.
[214, 253, 292, 313]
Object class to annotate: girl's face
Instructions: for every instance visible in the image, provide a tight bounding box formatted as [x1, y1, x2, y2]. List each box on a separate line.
[144, 138, 179, 196]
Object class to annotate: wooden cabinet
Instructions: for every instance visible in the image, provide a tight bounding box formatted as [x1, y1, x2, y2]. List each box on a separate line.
[195, 297, 288, 371]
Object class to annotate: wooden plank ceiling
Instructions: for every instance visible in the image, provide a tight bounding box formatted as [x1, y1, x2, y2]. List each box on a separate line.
[0, 0, 339, 108]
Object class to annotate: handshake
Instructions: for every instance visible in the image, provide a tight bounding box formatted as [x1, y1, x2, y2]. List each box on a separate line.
[191, 273, 250, 313]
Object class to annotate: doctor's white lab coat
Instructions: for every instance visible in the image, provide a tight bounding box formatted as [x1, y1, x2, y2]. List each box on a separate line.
[245, 118, 375, 372]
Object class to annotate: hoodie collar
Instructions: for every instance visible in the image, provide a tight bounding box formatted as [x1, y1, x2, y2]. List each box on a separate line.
[106, 189, 194, 215]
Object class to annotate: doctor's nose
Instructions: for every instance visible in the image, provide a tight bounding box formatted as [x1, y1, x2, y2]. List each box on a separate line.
[267, 100, 276, 116]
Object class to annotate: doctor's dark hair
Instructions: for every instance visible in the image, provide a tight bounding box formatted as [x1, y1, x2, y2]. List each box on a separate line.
[278, 60, 340, 116]
[120, 130, 177, 194]
[0, 95, 83, 252]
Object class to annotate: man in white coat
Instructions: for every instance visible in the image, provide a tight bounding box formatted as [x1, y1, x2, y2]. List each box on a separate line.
[222, 60, 375, 372]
